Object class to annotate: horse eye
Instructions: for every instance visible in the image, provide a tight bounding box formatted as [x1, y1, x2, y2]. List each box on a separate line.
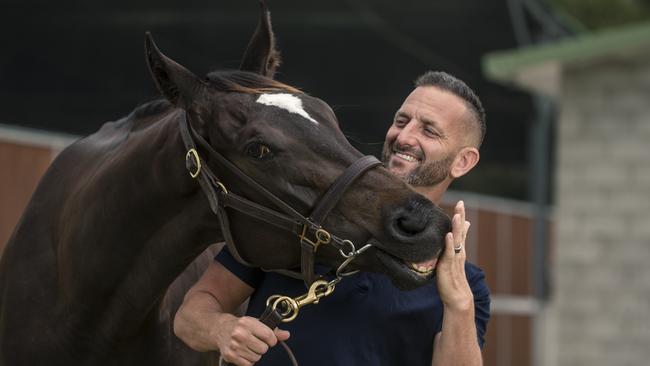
[244, 142, 273, 160]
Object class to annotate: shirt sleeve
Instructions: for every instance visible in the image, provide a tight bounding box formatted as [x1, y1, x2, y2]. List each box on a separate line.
[215, 246, 264, 289]
[466, 262, 491, 349]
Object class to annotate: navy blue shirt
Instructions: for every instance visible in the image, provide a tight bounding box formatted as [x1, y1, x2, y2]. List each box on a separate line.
[216, 248, 490, 366]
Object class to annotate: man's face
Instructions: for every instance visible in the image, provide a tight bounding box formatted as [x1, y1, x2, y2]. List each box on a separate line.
[382, 86, 469, 186]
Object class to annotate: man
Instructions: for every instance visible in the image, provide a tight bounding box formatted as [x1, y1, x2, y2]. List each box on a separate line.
[174, 71, 490, 366]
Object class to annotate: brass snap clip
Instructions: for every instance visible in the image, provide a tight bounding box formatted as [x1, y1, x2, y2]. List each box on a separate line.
[267, 279, 335, 322]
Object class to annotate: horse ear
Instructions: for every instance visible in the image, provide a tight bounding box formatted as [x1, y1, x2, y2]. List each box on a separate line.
[239, 0, 281, 78]
[145, 32, 206, 106]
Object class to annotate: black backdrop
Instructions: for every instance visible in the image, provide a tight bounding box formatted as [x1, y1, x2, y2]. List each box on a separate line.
[0, 0, 537, 199]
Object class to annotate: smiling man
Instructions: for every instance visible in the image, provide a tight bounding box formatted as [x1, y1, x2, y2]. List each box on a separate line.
[174, 71, 490, 366]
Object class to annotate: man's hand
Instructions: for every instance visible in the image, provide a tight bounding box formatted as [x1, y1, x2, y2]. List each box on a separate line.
[436, 200, 473, 311]
[431, 200, 482, 366]
[173, 260, 289, 366]
[216, 315, 290, 366]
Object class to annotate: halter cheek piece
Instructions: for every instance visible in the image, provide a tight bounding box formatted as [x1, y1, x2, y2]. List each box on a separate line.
[178, 110, 381, 287]
[180, 110, 381, 366]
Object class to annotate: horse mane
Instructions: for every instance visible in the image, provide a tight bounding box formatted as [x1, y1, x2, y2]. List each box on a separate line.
[131, 99, 173, 120]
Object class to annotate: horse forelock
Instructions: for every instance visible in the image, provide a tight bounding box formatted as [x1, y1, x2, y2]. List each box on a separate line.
[205, 70, 301, 95]
[126, 72, 302, 129]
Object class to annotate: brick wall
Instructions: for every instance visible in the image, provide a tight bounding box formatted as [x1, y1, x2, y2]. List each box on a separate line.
[548, 59, 650, 365]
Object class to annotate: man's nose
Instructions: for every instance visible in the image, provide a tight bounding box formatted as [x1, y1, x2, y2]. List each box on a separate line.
[395, 121, 419, 147]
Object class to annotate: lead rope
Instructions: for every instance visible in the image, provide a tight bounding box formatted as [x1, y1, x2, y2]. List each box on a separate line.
[219, 243, 372, 366]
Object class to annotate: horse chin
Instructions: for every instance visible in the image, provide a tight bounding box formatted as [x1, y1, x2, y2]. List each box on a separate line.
[374, 249, 439, 291]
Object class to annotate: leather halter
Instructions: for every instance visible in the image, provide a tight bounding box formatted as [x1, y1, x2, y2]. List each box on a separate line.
[178, 110, 381, 286]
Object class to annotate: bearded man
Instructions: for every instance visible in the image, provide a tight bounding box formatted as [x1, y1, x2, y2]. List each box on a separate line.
[174, 71, 490, 366]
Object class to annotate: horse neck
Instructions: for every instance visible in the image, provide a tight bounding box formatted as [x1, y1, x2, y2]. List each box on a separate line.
[60, 108, 222, 342]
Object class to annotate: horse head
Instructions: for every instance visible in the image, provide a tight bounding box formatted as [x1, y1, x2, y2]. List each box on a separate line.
[145, 2, 451, 290]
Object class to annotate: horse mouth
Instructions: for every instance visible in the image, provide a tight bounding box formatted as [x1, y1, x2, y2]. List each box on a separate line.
[406, 257, 438, 276]
[374, 248, 440, 289]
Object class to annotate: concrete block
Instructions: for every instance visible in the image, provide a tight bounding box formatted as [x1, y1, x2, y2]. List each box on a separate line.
[629, 160, 650, 184]
[611, 191, 650, 214]
[609, 140, 650, 161]
[557, 105, 584, 138]
[580, 213, 626, 238]
[633, 116, 650, 136]
[543, 55, 650, 366]
[581, 162, 631, 188]
[557, 140, 609, 165]
[630, 219, 650, 238]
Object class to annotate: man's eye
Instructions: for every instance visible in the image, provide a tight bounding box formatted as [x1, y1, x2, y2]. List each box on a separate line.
[244, 142, 273, 160]
[394, 119, 407, 127]
[425, 128, 440, 137]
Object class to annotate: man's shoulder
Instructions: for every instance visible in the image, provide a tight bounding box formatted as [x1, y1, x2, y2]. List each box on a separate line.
[215, 246, 265, 288]
[465, 261, 485, 278]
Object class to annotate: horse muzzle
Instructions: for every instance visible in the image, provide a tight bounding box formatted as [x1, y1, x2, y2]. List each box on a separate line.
[371, 195, 451, 289]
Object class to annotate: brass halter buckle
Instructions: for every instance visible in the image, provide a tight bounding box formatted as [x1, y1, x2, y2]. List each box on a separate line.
[299, 225, 331, 251]
[186, 148, 229, 194]
[267, 279, 335, 322]
[185, 148, 202, 178]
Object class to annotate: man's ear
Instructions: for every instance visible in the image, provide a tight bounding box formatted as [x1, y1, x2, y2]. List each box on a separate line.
[144, 32, 207, 106]
[450, 147, 480, 179]
[239, 0, 281, 78]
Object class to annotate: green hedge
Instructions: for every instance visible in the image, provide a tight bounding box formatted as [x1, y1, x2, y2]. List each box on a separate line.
[550, 0, 650, 30]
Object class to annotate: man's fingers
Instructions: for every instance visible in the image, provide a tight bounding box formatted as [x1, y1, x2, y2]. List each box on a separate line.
[246, 336, 270, 355]
[247, 320, 277, 347]
[444, 232, 455, 258]
[460, 220, 471, 258]
[238, 346, 263, 363]
[449, 205, 471, 258]
[454, 200, 465, 224]
[275, 328, 290, 342]
[453, 201, 468, 242]
[452, 213, 463, 248]
[221, 349, 253, 366]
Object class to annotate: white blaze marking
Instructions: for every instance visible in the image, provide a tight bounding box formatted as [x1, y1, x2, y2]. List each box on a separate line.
[256, 93, 318, 124]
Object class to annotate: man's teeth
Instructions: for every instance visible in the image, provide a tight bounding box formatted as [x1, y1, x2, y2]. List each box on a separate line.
[395, 152, 419, 162]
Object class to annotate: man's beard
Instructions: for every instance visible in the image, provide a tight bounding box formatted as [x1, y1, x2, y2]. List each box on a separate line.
[382, 143, 454, 187]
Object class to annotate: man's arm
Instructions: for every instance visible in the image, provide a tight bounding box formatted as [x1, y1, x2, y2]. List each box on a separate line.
[431, 302, 482, 366]
[431, 201, 483, 366]
[174, 260, 289, 366]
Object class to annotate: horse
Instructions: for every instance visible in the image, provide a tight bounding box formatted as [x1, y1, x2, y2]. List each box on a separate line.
[0, 3, 450, 365]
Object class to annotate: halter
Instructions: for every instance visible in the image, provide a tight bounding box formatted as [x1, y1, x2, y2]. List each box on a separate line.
[178, 110, 382, 287]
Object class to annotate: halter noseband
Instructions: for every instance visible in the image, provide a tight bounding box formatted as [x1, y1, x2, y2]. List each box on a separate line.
[178, 110, 381, 286]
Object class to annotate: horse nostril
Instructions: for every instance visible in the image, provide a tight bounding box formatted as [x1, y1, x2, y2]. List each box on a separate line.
[395, 213, 427, 236]
[386, 196, 447, 244]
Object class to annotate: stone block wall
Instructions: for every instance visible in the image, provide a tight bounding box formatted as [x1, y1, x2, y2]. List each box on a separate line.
[550, 58, 650, 366]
